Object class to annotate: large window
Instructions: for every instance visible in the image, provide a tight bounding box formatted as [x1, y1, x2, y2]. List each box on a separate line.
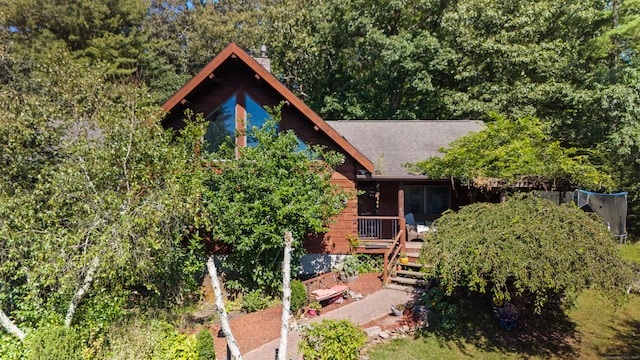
[404, 185, 450, 215]
[204, 93, 307, 157]
[245, 94, 271, 147]
[204, 94, 236, 158]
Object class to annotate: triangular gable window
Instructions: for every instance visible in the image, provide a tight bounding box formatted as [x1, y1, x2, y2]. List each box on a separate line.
[204, 92, 308, 157]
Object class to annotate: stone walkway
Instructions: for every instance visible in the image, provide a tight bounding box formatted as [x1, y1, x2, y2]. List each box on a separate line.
[243, 288, 415, 360]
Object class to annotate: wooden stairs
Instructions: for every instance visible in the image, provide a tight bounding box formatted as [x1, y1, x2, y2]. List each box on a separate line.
[386, 242, 432, 292]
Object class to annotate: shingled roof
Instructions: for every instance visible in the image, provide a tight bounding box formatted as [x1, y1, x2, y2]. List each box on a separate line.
[327, 120, 484, 179]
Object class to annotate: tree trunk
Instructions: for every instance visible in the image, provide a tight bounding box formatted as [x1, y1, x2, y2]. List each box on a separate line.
[65, 256, 100, 327]
[206, 256, 243, 360]
[0, 309, 25, 340]
[278, 231, 293, 360]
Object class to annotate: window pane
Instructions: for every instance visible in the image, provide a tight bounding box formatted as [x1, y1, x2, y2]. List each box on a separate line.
[404, 186, 425, 214]
[246, 94, 271, 147]
[426, 187, 449, 214]
[245, 94, 309, 152]
[204, 94, 236, 158]
[404, 185, 450, 215]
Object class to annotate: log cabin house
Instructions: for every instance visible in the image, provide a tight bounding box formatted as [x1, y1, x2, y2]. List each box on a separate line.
[161, 43, 484, 281]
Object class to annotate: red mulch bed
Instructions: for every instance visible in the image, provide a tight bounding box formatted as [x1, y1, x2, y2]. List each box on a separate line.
[204, 272, 384, 356]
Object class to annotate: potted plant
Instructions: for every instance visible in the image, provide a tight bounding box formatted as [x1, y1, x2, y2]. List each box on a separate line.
[339, 256, 360, 282]
[391, 303, 405, 316]
[399, 252, 409, 264]
[308, 301, 321, 317]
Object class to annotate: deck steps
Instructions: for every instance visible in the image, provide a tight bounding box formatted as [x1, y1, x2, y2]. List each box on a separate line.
[386, 255, 433, 291]
[389, 276, 428, 286]
[396, 269, 423, 277]
[384, 282, 425, 294]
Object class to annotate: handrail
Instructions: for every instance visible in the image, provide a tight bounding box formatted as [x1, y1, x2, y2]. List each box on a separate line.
[383, 229, 403, 283]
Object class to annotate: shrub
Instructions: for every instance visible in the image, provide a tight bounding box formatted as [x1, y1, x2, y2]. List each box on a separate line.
[299, 319, 366, 360]
[290, 280, 308, 314]
[422, 194, 634, 313]
[354, 254, 383, 273]
[421, 287, 457, 330]
[0, 333, 25, 360]
[95, 318, 198, 360]
[195, 328, 216, 360]
[240, 289, 271, 313]
[25, 325, 84, 360]
[340, 256, 360, 277]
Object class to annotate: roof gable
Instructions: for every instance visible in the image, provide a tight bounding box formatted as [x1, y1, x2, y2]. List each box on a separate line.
[162, 42, 374, 173]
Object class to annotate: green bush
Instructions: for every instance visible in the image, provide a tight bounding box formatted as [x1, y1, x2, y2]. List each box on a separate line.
[421, 287, 458, 330]
[354, 254, 383, 273]
[299, 319, 366, 360]
[422, 194, 635, 313]
[0, 333, 26, 360]
[240, 289, 271, 313]
[195, 328, 216, 360]
[95, 318, 198, 360]
[290, 280, 308, 314]
[25, 325, 84, 360]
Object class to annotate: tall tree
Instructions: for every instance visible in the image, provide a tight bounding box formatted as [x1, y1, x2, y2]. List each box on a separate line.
[0, 45, 207, 338]
[268, 0, 453, 120]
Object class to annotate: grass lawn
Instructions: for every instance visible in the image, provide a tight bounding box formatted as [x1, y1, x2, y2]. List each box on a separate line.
[367, 243, 640, 359]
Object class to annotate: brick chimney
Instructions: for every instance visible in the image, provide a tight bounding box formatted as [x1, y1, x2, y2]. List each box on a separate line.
[254, 44, 271, 73]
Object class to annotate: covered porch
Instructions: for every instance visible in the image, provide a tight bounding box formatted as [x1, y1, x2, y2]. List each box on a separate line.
[353, 178, 470, 283]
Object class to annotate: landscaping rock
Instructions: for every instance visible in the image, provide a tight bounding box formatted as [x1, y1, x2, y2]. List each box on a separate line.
[364, 326, 382, 337]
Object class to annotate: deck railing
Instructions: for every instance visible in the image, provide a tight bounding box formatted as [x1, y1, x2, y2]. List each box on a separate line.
[355, 216, 405, 283]
[357, 216, 399, 240]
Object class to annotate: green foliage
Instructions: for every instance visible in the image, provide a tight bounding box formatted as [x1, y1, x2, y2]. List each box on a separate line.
[354, 254, 383, 274]
[340, 256, 361, 277]
[421, 193, 634, 313]
[96, 318, 198, 360]
[0, 333, 26, 360]
[25, 325, 84, 360]
[0, 44, 208, 335]
[202, 111, 347, 295]
[195, 328, 216, 360]
[298, 319, 367, 360]
[290, 280, 308, 314]
[240, 290, 272, 313]
[412, 115, 614, 191]
[421, 287, 457, 331]
[308, 301, 322, 312]
[73, 290, 129, 337]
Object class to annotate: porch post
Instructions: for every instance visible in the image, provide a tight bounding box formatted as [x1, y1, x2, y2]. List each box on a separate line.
[398, 182, 406, 252]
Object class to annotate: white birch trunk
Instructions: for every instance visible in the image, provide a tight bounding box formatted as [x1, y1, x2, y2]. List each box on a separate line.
[206, 256, 243, 360]
[278, 231, 293, 360]
[0, 309, 25, 340]
[65, 256, 100, 327]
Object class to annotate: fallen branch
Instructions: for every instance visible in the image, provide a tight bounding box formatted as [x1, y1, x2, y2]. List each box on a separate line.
[207, 256, 243, 360]
[65, 256, 100, 327]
